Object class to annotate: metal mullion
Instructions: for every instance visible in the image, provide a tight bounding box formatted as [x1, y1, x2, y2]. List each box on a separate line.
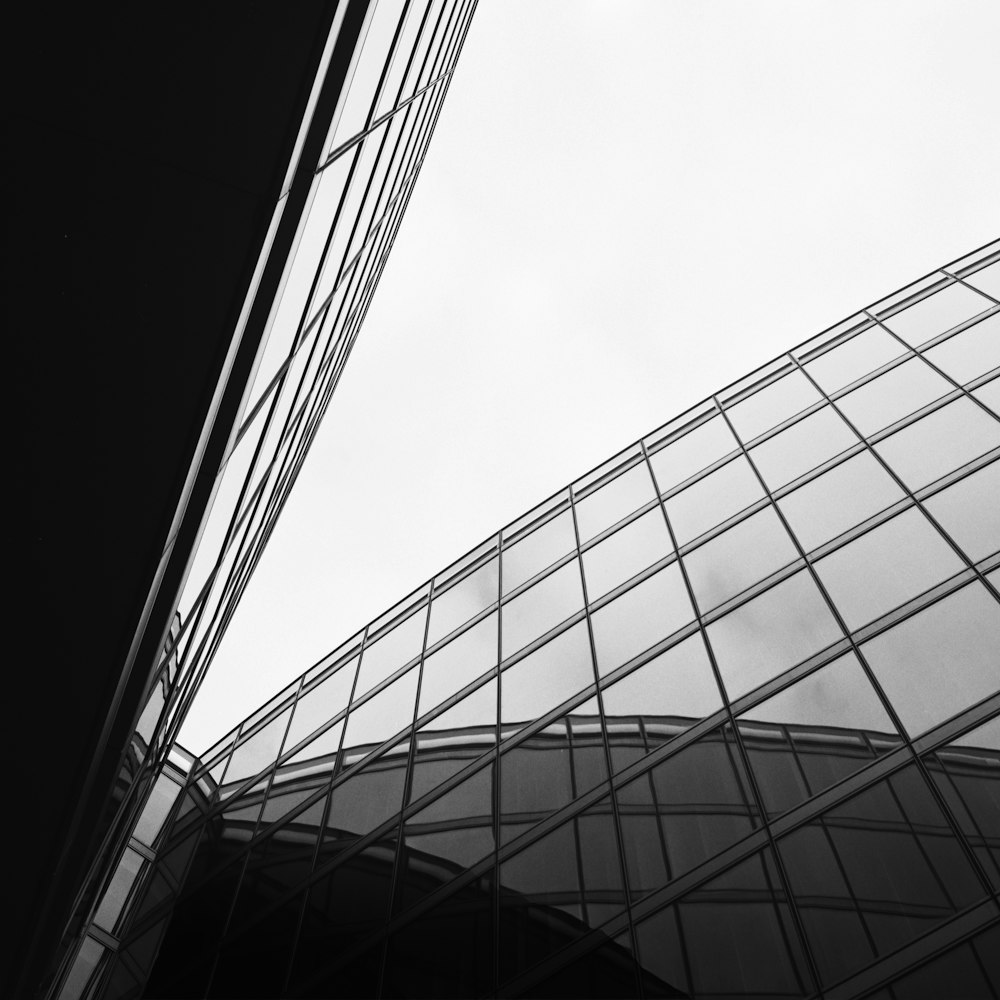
[943, 263, 1000, 307]
[566, 483, 643, 995]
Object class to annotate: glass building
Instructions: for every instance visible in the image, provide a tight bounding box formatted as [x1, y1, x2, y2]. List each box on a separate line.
[91, 243, 1000, 998]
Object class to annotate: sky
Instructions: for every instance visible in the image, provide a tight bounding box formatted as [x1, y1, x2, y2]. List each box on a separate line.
[179, 0, 1000, 753]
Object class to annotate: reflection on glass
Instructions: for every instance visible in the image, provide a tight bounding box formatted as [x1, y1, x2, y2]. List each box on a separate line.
[582, 509, 671, 600]
[416, 678, 496, 745]
[663, 456, 765, 546]
[777, 451, 904, 553]
[707, 570, 842, 702]
[881, 282, 992, 348]
[223, 709, 292, 789]
[575, 463, 657, 543]
[925, 460, 1000, 563]
[635, 850, 809, 999]
[806, 326, 907, 394]
[726, 369, 822, 443]
[974, 375, 1000, 416]
[327, 759, 406, 838]
[501, 560, 583, 657]
[874, 396, 1000, 491]
[749, 405, 858, 490]
[418, 612, 497, 717]
[591, 563, 694, 676]
[684, 506, 799, 613]
[282, 719, 344, 780]
[285, 659, 356, 752]
[965, 260, 1000, 297]
[426, 557, 498, 646]
[341, 665, 419, 759]
[648, 415, 737, 494]
[861, 583, 1000, 738]
[814, 507, 964, 630]
[617, 727, 758, 894]
[778, 764, 986, 986]
[354, 607, 427, 700]
[838, 357, 952, 438]
[924, 315, 1000, 385]
[738, 653, 900, 817]
[502, 510, 576, 595]
[922, 715, 1000, 891]
[501, 623, 594, 729]
[93, 848, 144, 933]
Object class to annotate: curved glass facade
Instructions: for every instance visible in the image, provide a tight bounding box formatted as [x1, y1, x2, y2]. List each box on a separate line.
[105, 242, 999, 998]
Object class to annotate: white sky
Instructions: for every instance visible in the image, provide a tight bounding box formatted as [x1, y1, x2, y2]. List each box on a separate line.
[180, 0, 1000, 753]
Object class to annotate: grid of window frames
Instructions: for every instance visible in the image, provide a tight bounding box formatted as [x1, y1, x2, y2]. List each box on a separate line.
[52, 5, 479, 1000]
[109, 241, 999, 999]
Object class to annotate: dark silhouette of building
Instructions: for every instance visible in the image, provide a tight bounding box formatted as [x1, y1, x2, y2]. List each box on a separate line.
[83, 242, 1000, 997]
[10, 3, 478, 997]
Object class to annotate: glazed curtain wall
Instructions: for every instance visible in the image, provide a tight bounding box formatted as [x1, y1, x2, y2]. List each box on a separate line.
[117, 241, 999, 998]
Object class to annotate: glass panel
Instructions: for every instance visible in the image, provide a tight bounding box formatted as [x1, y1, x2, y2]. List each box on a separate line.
[502, 510, 576, 595]
[925, 461, 1000, 562]
[663, 456, 766, 545]
[282, 719, 344, 780]
[964, 260, 1000, 298]
[501, 560, 583, 658]
[222, 707, 292, 790]
[880, 935, 997, 1000]
[58, 936, 105, 1000]
[922, 715, 1000, 891]
[501, 622, 594, 729]
[426, 557, 498, 646]
[838, 357, 953, 437]
[739, 653, 900, 817]
[635, 850, 809, 999]
[354, 605, 427, 699]
[974, 375, 1000, 415]
[874, 396, 1000, 490]
[341, 665, 419, 761]
[93, 847, 144, 932]
[591, 564, 694, 676]
[726, 369, 822, 443]
[814, 507, 964, 630]
[779, 764, 986, 987]
[749, 405, 858, 490]
[618, 727, 758, 894]
[881, 282, 993, 348]
[416, 678, 496, 749]
[707, 570, 842, 702]
[648, 414, 737, 493]
[285, 659, 357, 752]
[806, 326, 908, 394]
[924, 314, 1000, 384]
[861, 583, 1000, 737]
[326, 759, 407, 838]
[684, 505, 799, 613]
[777, 451, 906, 552]
[582, 509, 672, 600]
[418, 612, 497, 717]
[575, 462, 657, 543]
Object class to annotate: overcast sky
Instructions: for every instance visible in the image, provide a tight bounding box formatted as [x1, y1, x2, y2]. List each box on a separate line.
[179, 0, 1000, 753]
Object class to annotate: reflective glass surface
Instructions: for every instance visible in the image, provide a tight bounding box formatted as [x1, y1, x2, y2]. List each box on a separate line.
[881, 282, 993, 348]
[839, 357, 953, 437]
[501, 560, 584, 658]
[663, 456, 765, 545]
[924, 460, 1000, 562]
[648, 415, 737, 493]
[727, 369, 822, 443]
[582, 508, 672, 600]
[418, 612, 497, 717]
[806, 326, 906, 394]
[427, 557, 498, 645]
[924, 314, 1000, 384]
[575, 462, 657, 543]
[502, 510, 576, 595]
[965, 260, 1000, 297]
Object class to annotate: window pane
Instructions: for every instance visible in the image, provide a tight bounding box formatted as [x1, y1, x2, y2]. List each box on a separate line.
[223, 709, 292, 788]
[664, 456, 766, 545]
[727, 369, 822, 443]
[502, 510, 576, 595]
[838, 358, 953, 438]
[501, 622, 594, 727]
[285, 660, 356, 752]
[874, 397, 1000, 490]
[648, 415, 737, 493]
[814, 507, 964, 630]
[861, 583, 1000, 737]
[582, 509, 671, 600]
[355, 607, 427, 700]
[326, 759, 406, 838]
[881, 283, 993, 348]
[418, 612, 497, 717]
[341, 665, 419, 758]
[739, 653, 900, 816]
[924, 314, 1000, 385]
[925, 461, 1000, 563]
[427, 557, 498, 646]
[806, 326, 907, 394]
[684, 506, 799, 612]
[575, 463, 657, 543]
[591, 564, 694, 676]
[501, 560, 583, 657]
[965, 260, 1000, 297]
[974, 375, 1000, 415]
[707, 570, 842, 702]
[778, 451, 905, 552]
[750, 405, 858, 490]
[415, 679, 496, 757]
